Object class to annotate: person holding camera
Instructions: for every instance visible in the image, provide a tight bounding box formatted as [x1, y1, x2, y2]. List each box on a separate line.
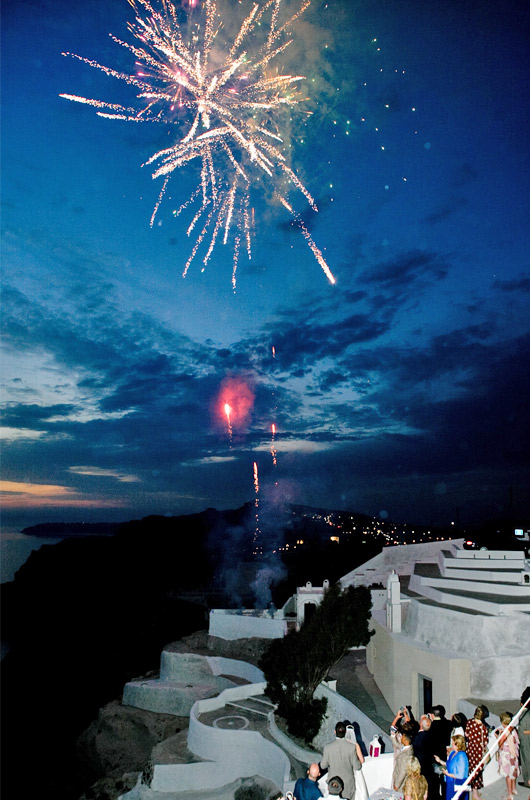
[390, 707, 416, 792]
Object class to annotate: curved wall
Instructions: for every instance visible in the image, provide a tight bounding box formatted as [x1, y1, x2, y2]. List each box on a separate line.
[150, 683, 290, 793]
[206, 656, 264, 683]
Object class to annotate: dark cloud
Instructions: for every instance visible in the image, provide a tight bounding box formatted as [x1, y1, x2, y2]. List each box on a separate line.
[1, 403, 77, 429]
[361, 250, 448, 290]
[422, 196, 468, 225]
[450, 163, 479, 188]
[261, 312, 389, 373]
[318, 370, 349, 392]
[336, 329, 530, 480]
[493, 275, 530, 293]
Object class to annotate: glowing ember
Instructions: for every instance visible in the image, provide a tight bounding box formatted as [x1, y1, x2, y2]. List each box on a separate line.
[216, 376, 255, 439]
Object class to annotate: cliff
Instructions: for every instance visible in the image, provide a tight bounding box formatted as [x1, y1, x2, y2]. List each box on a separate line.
[75, 631, 273, 800]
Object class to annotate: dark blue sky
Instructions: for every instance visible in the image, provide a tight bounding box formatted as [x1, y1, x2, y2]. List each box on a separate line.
[2, 0, 529, 530]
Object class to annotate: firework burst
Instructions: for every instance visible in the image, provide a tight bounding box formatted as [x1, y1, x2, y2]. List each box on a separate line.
[61, 0, 335, 286]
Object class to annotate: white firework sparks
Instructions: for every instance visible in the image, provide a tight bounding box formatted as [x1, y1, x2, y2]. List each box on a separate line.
[61, 0, 335, 286]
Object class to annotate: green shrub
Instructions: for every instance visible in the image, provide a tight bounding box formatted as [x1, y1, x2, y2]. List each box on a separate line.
[260, 584, 373, 744]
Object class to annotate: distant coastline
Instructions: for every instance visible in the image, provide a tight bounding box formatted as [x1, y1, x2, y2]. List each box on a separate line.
[1, 522, 122, 583]
[21, 522, 122, 538]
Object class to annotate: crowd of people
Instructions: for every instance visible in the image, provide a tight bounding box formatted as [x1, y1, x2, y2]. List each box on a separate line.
[389, 689, 530, 800]
[287, 686, 530, 800]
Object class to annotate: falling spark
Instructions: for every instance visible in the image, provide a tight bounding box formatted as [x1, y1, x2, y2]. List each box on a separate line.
[60, 0, 335, 286]
[279, 196, 335, 284]
[271, 345, 276, 358]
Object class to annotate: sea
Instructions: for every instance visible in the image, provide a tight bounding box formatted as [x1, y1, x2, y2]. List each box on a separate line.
[0, 529, 64, 583]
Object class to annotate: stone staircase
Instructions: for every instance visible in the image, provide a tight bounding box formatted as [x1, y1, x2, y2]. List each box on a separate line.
[407, 541, 530, 614]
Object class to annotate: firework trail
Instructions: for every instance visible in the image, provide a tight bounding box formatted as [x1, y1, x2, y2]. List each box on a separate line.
[253, 460, 262, 554]
[270, 422, 277, 467]
[60, 0, 335, 286]
[270, 342, 278, 469]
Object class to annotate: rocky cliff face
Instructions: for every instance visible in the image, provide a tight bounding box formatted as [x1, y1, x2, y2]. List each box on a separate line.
[76, 699, 188, 795]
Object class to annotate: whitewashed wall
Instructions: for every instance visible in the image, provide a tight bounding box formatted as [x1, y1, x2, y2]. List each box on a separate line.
[209, 609, 287, 640]
[150, 683, 289, 793]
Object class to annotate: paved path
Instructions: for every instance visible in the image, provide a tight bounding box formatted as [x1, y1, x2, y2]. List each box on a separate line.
[328, 649, 395, 731]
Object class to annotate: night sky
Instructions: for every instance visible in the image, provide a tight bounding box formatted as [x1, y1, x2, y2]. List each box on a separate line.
[2, 0, 530, 533]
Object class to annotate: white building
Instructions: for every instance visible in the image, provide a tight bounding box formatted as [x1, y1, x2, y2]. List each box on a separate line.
[341, 539, 530, 716]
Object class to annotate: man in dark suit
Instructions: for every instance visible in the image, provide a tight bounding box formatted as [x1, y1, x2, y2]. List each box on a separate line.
[413, 715, 437, 799]
[321, 721, 361, 800]
[426, 705, 453, 798]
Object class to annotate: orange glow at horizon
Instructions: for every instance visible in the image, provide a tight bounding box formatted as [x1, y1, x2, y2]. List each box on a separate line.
[1, 480, 74, 496]
[0, 480, 126, 509]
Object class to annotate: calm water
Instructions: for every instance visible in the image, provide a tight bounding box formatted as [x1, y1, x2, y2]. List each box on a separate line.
[0, 530, 64, 583]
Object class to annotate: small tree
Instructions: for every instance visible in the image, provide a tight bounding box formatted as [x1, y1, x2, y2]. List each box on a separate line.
[259, 583, 373, 743]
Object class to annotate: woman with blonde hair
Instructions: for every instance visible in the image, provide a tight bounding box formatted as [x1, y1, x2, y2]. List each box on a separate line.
[495, 712, 520, 800]
[435, 735, 469, 800]
[403, 757, 428, 800]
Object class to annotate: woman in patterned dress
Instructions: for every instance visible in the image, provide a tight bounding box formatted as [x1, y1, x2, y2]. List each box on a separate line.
[495, 712, 520, 800]
[465, 706, 489, 800]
